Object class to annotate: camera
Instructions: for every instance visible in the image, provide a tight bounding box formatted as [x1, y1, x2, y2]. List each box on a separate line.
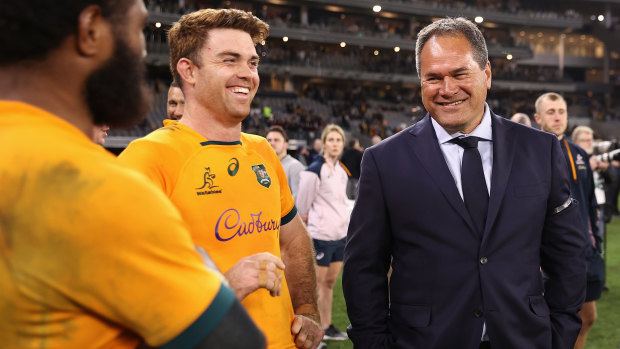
[596, 149, 620, 162]
[594, 141, 620, 162]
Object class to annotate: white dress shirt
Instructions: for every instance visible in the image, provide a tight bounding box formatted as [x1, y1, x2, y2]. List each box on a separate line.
[431, 103, 494, 198]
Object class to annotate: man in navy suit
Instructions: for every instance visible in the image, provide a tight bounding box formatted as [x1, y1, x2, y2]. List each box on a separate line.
[343, 17, 586, 349]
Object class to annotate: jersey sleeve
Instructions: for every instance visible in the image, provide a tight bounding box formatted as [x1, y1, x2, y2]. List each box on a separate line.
[257, 137, 297, 224]
[277, 161, 297, 224]
[21, 165, 231, 347]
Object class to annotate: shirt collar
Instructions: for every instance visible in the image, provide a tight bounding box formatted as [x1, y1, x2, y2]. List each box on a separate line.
[431, 103, 492, 145]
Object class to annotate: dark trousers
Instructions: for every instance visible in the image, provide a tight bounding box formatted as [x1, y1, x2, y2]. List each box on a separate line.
[479, 342, 491, 349]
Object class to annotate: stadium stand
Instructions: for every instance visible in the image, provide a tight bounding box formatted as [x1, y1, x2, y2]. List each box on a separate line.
[106, 0, 620, 150]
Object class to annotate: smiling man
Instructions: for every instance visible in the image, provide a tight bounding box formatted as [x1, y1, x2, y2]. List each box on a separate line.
[118, 9, 322, 349]
[343, 17, 586, 349]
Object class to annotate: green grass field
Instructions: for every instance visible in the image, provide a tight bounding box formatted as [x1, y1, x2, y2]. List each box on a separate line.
[587, 215, 620, 349]
[324, 217, 620, 349]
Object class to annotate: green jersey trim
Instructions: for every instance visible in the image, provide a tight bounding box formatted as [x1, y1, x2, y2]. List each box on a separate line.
[200, 141, 242, 146]
[160, 283, 235, 349]
[281, 205, 298, 226]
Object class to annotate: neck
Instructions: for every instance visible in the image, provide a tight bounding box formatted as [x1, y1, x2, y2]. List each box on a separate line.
[325, 154, 339, 163]
[557, 134, 564, 141]
[278, 152, 287, 160]
[180, 104, 242, 142]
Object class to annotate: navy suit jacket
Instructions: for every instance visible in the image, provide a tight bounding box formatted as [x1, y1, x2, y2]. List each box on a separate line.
[343, 112, 587, 349]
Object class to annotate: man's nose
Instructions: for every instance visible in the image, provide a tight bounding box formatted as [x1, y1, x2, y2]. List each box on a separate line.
[439, 77, 458, 96]
[236, 63, 253, 79]
[174, 107, 183, 117]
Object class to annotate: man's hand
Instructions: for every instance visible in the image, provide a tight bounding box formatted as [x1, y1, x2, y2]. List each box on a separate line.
[291, 313, 324, 349]
[224, 252, 285, 300]
[280, 215, 322, 347]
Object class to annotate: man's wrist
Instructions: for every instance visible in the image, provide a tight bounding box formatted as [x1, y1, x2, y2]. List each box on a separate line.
[294, 304, 320, 324]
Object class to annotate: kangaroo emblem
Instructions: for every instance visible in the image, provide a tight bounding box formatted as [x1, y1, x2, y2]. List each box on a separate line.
[196, 167, 218, 190]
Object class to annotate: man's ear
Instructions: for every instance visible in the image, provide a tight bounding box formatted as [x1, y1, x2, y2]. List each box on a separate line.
[177, 58, 197, 87]
[484, 61, 492, 90]
[76, 5, 111, 56]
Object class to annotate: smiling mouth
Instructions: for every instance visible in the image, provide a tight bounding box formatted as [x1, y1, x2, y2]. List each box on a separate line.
[438, 100, 465, 106]
[231, 87, 250, 94]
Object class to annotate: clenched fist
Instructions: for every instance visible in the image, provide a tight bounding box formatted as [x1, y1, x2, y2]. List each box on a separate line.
[224, 252, 285, 300]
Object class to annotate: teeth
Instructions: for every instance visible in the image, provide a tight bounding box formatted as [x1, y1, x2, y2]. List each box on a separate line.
[231, 87, 249, 94]
[445, 100, 463, 106]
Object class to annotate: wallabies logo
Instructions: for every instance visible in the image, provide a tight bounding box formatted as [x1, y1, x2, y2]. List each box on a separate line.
[196, 167, 218, 190]
[252, 164, 271, 188]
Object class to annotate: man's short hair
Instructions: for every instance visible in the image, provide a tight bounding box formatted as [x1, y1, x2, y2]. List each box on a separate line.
[168, 8, 269, 88]
[170, 81, 180, 89]
[267, 125, 288, 142]
[348, 138, 359, 148]
[0, 0, 130, 66]
[571, 125, 594, 142]
[535, 92, 565, 114]
[415, 17, 488, 77]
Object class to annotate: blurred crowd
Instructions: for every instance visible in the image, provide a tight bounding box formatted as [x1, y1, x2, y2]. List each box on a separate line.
[145, 0, 583, 21]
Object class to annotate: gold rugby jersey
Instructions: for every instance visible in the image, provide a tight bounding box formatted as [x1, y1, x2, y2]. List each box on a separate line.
[0, 102, 228, 348]
[119, 120, 297, 348]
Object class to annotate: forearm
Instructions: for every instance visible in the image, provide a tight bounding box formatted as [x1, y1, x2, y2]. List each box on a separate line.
[280, 216, 319, 319]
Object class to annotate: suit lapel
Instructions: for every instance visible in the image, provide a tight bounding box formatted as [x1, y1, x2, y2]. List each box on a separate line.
[409, 115, 477, 234]
[484, 113, 516, 239]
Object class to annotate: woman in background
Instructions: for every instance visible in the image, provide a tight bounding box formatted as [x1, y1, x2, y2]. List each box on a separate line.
[297, 124, 350, 341]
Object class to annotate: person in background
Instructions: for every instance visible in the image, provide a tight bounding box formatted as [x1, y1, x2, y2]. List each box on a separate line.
[0, 0, 264, 347]
[297, 124, 350, 342]
[309, 138, 322, 162]
[510, 112, 532, 127]
[167, 81, 185, 120]
[267, 125, 306, 200]
[118, 8, 322, 349]
[92, 124, 110, 146]
[297, 145, 311, 166]
[371, 134, 382, 145]
[572, 126, 609, 296]
[340, 138, 364, 199]
[534, 92, 603, 349]
[572, 125, 609, 210]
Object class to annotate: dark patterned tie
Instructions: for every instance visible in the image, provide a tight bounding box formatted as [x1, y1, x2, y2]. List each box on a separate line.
[450, 136, 489, 235]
